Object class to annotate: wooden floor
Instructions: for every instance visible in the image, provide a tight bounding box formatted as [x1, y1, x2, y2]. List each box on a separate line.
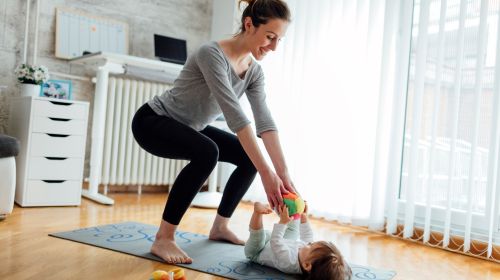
[1, 193, 499, 280]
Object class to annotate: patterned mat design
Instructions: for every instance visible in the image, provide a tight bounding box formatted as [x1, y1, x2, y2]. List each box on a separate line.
[49, 222, 396, 280]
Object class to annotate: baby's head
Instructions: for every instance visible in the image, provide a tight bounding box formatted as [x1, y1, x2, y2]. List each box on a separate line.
[299, 241, 352, 280]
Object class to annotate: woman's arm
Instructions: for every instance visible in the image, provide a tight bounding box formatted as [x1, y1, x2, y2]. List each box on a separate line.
[260, 130, 296, 193]
[237, 125, 284, 208]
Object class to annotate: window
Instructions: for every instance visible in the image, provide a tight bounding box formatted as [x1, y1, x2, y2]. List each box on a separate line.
[400, 0, 500, 236]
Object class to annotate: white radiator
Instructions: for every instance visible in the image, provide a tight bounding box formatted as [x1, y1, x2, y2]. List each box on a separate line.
[99, 77, 188, 189]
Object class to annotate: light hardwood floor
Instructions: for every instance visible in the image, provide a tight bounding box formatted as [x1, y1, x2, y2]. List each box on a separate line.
[1, 193, 499, 279]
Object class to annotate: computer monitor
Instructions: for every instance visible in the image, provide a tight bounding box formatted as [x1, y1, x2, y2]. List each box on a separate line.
[154, 34, 187, 65]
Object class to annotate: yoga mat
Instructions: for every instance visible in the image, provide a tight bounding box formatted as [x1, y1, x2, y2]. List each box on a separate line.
[49, 222, 396, 280]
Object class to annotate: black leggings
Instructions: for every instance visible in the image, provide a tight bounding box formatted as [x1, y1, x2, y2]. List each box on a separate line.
[131, 103, 257, 225]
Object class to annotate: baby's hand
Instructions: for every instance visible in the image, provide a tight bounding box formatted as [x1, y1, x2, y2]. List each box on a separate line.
[301, 201, 308, 223]
[278, 204, 292, 224]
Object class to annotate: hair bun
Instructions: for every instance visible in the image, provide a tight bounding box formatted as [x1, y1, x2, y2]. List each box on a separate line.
[237, 0, 290, 34]
[238, 0, 256, 9]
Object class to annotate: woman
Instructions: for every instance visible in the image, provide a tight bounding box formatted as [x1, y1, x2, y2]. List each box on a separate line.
[132, 0, 295, 264]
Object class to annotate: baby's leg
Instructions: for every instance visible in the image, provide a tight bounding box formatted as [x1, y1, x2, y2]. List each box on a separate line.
[249, 202, 272, 230]
[245, 202, 272, 260]
[244, 228, 271, 261]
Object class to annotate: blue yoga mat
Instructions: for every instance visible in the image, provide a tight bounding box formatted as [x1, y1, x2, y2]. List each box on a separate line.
[49, 222, 396, 280]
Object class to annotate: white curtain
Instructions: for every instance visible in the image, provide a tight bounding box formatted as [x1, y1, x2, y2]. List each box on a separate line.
[239, 0, 409, 229]
[223, 0, 500, 262]
[394, 0, 500, 261]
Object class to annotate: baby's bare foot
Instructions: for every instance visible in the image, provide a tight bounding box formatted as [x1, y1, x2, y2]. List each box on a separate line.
[209, 226, 245, 245]
[254, 202, 273, 214]
[151, 238, 192, 264]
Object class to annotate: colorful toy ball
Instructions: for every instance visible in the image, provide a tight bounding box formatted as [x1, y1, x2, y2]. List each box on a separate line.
[150, 270, 169, 280]
[150, 268, 186, 280]
[170, 268, 186, 280]
[283, 192, 305, 220]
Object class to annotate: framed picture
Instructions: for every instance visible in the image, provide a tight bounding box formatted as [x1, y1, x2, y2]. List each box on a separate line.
[40, 79, 72, 100]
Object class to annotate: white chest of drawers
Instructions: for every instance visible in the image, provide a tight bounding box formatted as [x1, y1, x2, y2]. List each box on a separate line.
[8, 96, 89, 206]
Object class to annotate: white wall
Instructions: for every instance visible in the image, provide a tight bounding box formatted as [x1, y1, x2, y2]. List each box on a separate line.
[210, 0, 239, 41]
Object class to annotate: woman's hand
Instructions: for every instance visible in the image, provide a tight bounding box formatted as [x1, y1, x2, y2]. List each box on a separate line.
[235, 126, 288, 209]
[278, 170, 297, 194]
[260, 169, 284, 209]
[278, 204, 292, 225]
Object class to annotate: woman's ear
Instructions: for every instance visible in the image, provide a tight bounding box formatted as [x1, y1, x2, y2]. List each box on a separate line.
[244, 16, 254, 33]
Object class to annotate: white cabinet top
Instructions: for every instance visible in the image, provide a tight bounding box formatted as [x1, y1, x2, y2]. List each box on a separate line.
[11, 96, 90, 106]
[69, 51, 183, 75]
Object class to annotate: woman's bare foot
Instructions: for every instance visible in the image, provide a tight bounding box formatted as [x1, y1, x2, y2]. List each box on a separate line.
[209, 226, 245, 245]
[209, 214, 245, 245]
[151, 237, 193, 264]
[254, 202, 273, 214]
[150, 220, 192, 264]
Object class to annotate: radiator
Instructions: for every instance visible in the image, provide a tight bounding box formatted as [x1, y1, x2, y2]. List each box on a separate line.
[99, 77, 188, 190]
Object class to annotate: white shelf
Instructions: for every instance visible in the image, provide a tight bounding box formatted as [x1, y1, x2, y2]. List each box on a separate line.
[70, 51, 183, 76]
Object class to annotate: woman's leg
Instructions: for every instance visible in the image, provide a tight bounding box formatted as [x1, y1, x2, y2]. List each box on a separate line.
[200, 126, 258, 244]
[132, 104, 219, 263]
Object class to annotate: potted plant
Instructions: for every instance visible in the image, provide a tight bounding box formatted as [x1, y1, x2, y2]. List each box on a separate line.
[14, 63, 49, 97]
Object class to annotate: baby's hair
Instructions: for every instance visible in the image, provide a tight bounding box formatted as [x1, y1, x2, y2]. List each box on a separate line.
[237, 0, 291, 33]
[305, 241, 352, 280]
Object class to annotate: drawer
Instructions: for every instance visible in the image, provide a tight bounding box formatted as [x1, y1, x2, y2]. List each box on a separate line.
[32, 116, 87, 135]
[28, 157, 84, 180]
[24, 180, 81, 206]
[32, 99, 87, 120]
[30, 133, 85, 157]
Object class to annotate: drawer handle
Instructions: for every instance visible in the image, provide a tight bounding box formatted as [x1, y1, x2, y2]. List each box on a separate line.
[42, 180, 66, 184]
[49, 101, 72, 106]
[49, 117, 71, 122]
[47, 133, 70, 137]
[45, 157, 68, 160]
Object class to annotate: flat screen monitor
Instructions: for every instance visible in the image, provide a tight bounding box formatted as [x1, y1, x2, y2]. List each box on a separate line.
[154, 34, 187, 65]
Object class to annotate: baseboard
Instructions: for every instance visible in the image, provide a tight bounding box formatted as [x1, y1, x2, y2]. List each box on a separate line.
[390, 224, 500, 262]
[81, 182, 209, 193]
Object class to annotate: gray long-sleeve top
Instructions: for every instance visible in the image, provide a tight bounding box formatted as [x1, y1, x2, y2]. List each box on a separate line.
[148, 41, 277, 136]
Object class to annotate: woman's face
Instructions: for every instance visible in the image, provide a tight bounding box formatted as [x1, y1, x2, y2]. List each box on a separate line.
[246, 17, 288, 61]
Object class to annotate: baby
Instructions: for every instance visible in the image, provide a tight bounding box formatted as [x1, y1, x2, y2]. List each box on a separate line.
[244, 202, 352, 280]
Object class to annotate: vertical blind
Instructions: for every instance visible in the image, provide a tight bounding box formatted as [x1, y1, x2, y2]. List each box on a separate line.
[395, 0, 500, 260]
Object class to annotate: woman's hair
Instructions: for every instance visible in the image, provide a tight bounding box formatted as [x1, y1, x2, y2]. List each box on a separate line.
[303, 241, 352, 280]
[237, 0, 291, 33]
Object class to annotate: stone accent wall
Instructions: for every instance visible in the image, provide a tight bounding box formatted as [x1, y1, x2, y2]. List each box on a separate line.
[0, 0, 213, 178]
